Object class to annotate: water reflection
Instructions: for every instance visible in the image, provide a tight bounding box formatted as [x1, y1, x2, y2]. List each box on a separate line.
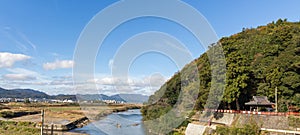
[70, 109, 145, 135]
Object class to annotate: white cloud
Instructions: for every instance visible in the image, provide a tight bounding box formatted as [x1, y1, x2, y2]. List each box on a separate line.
[6, 68, 39, 75]
[0, 52, 31, 68]
[3, 74, 36, 80]
[50, 80, 73, 85]
[83, 74, 166, 95]
[87, 75, 166, 88]
[141, 73, 166, 87]
[2, 68, 39, 81]
[87, 77, 133, 86]
[43, 60, 74, 70]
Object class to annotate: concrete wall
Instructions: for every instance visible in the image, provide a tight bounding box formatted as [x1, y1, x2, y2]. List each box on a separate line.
[185, 123, 206, 135]
[211, 113, 235, 126]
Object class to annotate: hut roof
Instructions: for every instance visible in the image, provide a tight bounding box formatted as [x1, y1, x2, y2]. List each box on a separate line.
[245, 96, 275, 106]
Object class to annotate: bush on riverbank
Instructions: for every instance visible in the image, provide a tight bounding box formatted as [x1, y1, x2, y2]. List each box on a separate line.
[0, 111, 14, 118]
[0, 111, 39, 118]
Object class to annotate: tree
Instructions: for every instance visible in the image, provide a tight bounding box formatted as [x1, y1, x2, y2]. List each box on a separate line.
[223, 51, 250, 110]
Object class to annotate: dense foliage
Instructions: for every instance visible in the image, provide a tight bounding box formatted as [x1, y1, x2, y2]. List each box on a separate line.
[142, 20, 300, 123]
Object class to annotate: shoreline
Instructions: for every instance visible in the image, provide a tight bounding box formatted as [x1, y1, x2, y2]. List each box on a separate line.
[40, 104, 143, 132]
[0, 103, 143, 134]
[67, 108, 144, 135]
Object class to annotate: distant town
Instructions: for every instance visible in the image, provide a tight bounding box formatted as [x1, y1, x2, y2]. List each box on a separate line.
[0, 97, 125, 104]
[0, 87, 148, 105]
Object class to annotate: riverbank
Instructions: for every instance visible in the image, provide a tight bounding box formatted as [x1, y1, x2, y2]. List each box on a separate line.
[88, 104, 143, 120]
[0, 103, 143, 134]
[69, 109, 145, 135]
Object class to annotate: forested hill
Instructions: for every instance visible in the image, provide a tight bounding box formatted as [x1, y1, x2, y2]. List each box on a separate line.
[142, 19, 300, 121]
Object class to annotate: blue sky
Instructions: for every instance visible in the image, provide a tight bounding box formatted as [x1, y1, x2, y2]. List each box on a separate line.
[0, 0, 299, 95]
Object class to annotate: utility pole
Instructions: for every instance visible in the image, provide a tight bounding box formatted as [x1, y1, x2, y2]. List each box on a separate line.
[275, 43, 279, 113]
[275, 87, 278, 113]
[41, 109, 44, 135]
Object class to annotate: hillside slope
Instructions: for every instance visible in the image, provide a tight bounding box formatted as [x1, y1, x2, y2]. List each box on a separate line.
[142, 19, 300, 123]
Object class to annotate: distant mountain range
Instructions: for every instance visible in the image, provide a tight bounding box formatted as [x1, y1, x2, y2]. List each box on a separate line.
[0, 87, 49, 99]
[70, 93, 148, 103]
[0, 87, 148, 103]
[117, 94, 149, 103]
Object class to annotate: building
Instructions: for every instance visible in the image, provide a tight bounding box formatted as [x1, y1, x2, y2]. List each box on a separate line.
[245, 96, 275, 112]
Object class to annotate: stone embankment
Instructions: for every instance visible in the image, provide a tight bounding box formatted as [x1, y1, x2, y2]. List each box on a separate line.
[186, 111, 300, 135]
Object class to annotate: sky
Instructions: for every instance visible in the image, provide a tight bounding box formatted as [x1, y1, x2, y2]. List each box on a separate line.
[0, 0, 299, 96]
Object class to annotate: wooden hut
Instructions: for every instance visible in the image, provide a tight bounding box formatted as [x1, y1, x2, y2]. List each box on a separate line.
[245, 96, 275, 112]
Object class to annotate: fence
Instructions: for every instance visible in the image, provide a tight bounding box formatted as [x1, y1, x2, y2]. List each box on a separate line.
[203, 109, 300, 116]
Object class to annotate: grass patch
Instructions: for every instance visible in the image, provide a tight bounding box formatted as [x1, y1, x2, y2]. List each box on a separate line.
[215, 121, 261, 135]
[0, 120, 39, 135]
[46, 106, 81, 112]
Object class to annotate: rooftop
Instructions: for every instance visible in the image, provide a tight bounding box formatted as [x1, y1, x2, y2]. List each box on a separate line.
[245, 96, 275, 106]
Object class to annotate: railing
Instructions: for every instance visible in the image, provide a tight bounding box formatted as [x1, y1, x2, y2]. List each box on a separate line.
[203, 109, 300, 116]
[260, 128, 300, 134]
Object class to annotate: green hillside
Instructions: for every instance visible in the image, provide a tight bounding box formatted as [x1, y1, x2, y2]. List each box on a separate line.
[142, 19, 300, 123]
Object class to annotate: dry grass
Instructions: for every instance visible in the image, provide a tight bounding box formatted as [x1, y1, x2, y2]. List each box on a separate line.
[1, 103, 142, 124]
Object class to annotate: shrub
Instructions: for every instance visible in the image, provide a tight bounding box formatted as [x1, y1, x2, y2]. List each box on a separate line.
[288, 116, 300, 127]
[216, 123, 260, 135]
[0, 111, 15, 118]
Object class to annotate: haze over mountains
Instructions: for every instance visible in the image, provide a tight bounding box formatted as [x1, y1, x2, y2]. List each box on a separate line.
[0, 87, 148, 103]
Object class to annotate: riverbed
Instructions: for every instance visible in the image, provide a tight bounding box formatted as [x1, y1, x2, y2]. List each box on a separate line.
[69, 109, 145, 135]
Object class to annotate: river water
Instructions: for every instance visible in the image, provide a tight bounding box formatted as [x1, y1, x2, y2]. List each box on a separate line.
[70, 109, 145, 135]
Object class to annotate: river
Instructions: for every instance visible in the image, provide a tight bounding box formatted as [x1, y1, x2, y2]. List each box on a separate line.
[70, 109, 145, 135]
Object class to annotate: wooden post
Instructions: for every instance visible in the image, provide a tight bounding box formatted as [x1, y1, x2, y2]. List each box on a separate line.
[41, 109, 44, 135]
[51, 123, 54, 135]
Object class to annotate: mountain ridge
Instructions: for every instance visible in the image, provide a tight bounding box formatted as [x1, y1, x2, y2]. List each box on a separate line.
[0, 87, 148, 103]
